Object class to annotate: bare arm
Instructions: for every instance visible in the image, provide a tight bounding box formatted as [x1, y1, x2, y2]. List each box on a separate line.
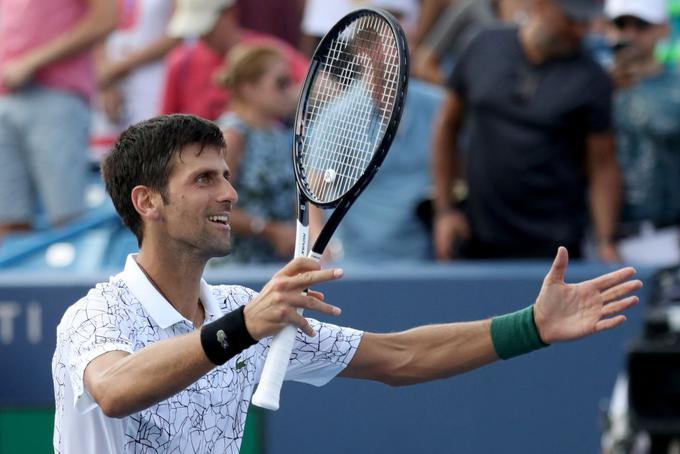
[1, 0, 118, 89]
[84, 258, 343, 418]
[342, 247, 641, 385]
[586, 132, 622, 262]
[97, 35, 180, 89]
[432, 90, 469, 260]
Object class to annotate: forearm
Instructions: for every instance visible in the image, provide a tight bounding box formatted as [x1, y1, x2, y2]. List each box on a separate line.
[21, 1, 117, 72]
[388, 320, 498, 385]
[588, 143, 622, 244]
[88, 331, 214, 417]
[590, 170, 621, 244]
[432, 93, 463, 214]
[343, 320, 498, 386]
[230, 207, 269, 237]
[102, 36, 179, 86]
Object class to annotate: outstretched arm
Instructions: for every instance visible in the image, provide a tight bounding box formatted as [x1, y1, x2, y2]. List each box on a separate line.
[342, 247, 642, 385]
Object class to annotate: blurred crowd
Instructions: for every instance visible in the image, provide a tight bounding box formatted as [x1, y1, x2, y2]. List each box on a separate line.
[0, 0, 679, 267]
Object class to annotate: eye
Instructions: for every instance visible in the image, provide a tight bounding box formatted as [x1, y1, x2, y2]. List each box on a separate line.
[196, 174, 210, 184]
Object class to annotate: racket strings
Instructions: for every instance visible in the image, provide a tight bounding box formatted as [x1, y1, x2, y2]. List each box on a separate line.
[298, 13, 402, 204]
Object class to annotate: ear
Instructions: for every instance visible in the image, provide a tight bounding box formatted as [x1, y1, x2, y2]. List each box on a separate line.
[131, 185, 163, 222]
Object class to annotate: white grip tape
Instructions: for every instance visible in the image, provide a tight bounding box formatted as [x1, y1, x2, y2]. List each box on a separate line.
[251, 315, 301, 411]
[252, 219, 313, 410]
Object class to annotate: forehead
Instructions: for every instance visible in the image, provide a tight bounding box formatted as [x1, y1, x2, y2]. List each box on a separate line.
[170, 144, 227, 174]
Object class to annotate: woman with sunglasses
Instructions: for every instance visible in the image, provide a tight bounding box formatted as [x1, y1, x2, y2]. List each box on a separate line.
[216, 44, 299, 264]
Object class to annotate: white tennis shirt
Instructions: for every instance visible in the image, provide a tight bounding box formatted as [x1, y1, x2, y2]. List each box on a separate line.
[52, 255, 363, 454]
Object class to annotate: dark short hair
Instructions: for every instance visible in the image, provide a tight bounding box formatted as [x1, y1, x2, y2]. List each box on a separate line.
[101, 114, 226, 246]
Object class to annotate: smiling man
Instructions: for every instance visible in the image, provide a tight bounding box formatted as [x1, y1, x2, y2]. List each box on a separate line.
[52, 114, 642, 454]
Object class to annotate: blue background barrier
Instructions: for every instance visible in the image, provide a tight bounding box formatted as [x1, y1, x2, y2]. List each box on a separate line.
[0, 261, 652, 453]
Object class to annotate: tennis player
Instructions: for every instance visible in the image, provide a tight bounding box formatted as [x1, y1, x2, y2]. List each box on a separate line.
[52, 114, 642, 454]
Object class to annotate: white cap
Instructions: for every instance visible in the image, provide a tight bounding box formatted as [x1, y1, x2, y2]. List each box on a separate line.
[167, 0, 235, 38]
[604, 0, 668, 24]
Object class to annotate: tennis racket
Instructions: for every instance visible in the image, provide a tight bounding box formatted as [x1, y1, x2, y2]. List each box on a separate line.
[251, 8, 409, 411]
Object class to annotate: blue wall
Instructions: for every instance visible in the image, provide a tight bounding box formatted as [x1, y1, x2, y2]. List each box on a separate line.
[0, 261, 652, 454]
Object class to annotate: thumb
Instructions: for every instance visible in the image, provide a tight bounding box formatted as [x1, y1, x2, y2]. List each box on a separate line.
[545, 246, 569, 284]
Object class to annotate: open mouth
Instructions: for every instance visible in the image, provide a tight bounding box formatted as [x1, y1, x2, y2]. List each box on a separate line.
[208, 215, 230, 226]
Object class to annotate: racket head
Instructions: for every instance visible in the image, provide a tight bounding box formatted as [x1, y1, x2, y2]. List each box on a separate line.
[292, 8, 409, 209]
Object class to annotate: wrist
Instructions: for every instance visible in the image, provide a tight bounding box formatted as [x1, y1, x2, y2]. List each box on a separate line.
[490, 305, 549, 360]
[200, 305, 257, 366]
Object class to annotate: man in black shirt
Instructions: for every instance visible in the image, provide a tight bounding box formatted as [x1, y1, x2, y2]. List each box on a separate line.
[432, 0, 622, 260]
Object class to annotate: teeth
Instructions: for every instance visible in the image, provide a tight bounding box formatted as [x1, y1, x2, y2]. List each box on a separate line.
[209, 215, 229, 223]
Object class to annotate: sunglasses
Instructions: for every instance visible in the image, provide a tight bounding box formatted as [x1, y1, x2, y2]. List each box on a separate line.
[274, 75, 292, 91]
[613, 16, 652, 31]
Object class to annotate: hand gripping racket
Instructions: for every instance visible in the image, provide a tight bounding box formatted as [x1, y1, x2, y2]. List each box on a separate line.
[251, 8, 409, 411]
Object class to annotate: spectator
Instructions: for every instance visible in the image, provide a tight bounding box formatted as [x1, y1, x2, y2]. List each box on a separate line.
[322, 0, 445, 264]
[216, 45, 298, 263]
[413, 0, 530, 85]
[90, 0, 179, 160]
[161, 0, 308, 121]
[0, 0, 117, 238]
[330, 78, 444, 264]
[432, 0, 622, 261]
[605, 0, 680, 265]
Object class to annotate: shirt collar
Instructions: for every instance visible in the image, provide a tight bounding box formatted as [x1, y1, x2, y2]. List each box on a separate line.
[118, 254, 222, 329]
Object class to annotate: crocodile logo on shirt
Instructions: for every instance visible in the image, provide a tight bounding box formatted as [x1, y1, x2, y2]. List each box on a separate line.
[235, 356, 247, 370]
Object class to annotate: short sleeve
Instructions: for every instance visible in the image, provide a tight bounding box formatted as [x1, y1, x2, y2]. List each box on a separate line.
[584, 67, 613, 133]
[283, 319, 363, 387]
[55, 289, 135, 412]
[445, 27, 485, 97]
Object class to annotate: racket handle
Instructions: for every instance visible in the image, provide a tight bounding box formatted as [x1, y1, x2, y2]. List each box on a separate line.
[251, 308, 304, 411]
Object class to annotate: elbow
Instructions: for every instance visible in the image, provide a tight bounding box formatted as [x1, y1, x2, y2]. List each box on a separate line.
[95, 391, 132, 419]
[99, 399, 127, 419]
[89, 382, 133, 418]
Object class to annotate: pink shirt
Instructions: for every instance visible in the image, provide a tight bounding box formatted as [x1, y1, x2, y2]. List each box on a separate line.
[0, 0, 95, 99]
[161, 29, 309, 121]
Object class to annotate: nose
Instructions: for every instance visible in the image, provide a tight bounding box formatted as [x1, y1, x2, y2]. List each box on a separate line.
[218, 177, 238, 205]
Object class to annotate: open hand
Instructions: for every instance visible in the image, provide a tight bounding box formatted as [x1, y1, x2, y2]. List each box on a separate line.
[534, 247, 642, 344]
[243, 257, 343, 340]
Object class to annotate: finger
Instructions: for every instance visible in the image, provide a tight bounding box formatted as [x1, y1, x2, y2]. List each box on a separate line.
[595, 315, 627, 332]
[544, 246, 569, 284]
[288, 312, 316, 337]
[600, 279, 643, 303]
[285, 293, 341, 316]
[285, 267, 344, 291]
[590, 267, 637, 291]
[274, 256, 321, 278]
[602, 295, 639, 317]
[307, 289, 325, 301]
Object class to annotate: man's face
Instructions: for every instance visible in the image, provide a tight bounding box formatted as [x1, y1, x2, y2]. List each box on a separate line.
[610, 15, 667, 61]
[536, 0, 590, 57]
[156, 145, 238, 259]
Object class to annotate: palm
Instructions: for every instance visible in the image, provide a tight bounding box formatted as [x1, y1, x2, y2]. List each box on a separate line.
[533, 247, 642, 344]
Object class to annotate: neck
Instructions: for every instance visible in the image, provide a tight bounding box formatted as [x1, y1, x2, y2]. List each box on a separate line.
[230, 99, 276, 128]
[136, 241, 206, 326]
